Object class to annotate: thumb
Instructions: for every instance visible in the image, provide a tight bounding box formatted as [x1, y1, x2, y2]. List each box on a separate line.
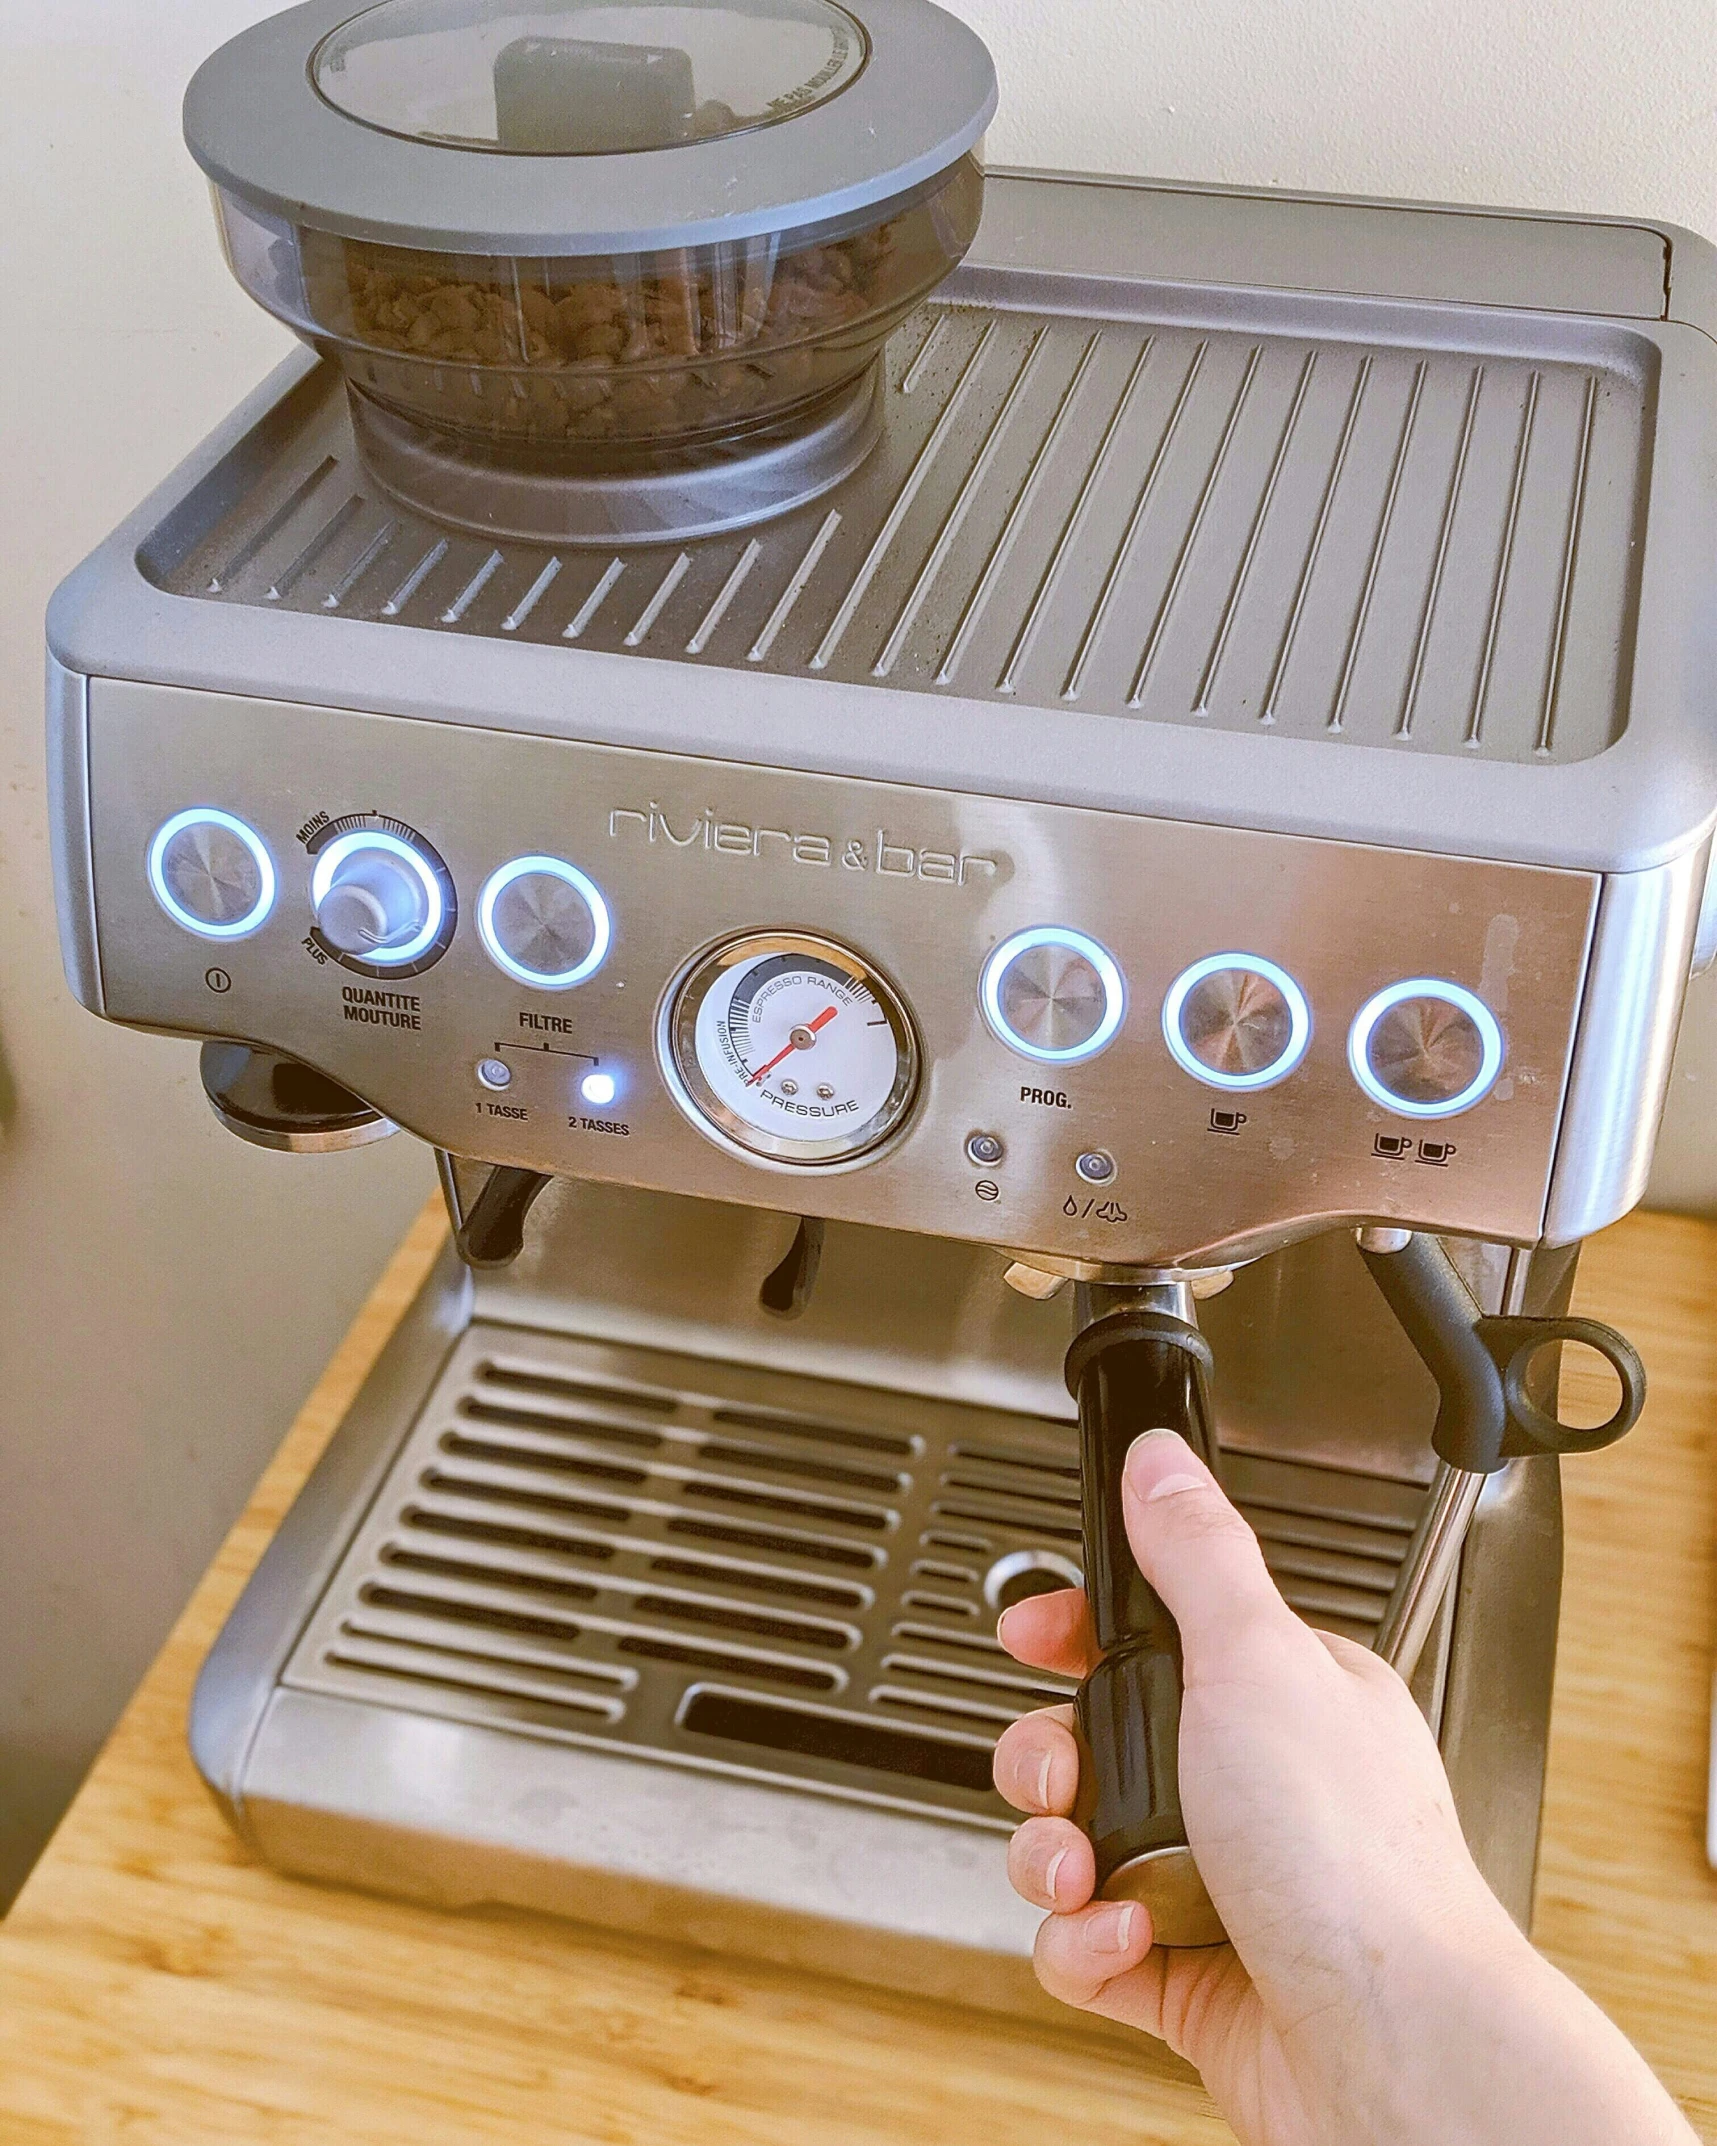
[1119, 1430, 1299, 1677]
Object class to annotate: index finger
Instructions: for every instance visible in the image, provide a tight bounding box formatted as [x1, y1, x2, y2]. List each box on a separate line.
[996, 1585, 1100, 1678]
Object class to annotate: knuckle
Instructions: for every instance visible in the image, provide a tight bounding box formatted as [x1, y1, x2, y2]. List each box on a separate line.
[1155, 1485, 1257, 1553]
[995, 1712, 1079, 1814]
[990, 1725, 1027, 1801]
[1031, 1919, 1098, 2009]
[992, 1724, 1047, 1810]
[1007, 1815, 1061, 1893]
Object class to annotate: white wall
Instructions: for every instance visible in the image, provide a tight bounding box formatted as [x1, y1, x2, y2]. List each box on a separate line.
[0, 2, 436, 1909]
[964, 0, 1717, 239]
[1, 0, 1712, 1909]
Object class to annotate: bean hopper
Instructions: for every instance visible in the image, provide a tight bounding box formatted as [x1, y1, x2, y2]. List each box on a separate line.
[46, 0, 1717, 2022]
[196, 0, 989, 543]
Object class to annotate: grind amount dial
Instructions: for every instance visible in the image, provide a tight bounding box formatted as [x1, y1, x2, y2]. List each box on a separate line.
[661, 932, 919, 1166]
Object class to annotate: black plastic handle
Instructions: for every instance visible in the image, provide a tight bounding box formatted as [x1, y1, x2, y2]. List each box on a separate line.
[1064, 1308, 1225, 1946]
[1484, 1313, 1646, 1458]
[759, 1217, 825, 1320]
[455, 1165, 554, 1270]
[1357, 1233, 1645, 1471]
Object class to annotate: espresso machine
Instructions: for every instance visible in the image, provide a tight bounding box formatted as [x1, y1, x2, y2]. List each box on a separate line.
[46, 0, 1717, 2018]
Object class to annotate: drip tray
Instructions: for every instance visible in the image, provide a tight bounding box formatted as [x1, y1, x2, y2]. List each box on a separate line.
[191, 1244, 1504, 2040]
[279, 1323, 1422, 1832]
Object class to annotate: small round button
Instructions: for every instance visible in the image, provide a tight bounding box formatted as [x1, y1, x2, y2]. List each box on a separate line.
[1076, 1149, 1116, 1184]
[311, 831, 444, 966]
[966, 1131, 1006, 1168]
[980, 927, 1125, 1064]
[478, 856, 611, 990]
[476, 1059, 512, 1091]
[148, 809, 276, 940]
[1163, 953, 1312, 1092]
[1349, 980, 1505, 1120]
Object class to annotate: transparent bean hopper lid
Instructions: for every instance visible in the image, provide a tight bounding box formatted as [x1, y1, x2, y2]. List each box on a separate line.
[185, 0, 997, 541]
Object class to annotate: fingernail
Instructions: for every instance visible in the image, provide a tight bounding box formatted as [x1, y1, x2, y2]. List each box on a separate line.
[1044, 1846, 1069, 1902]
[1095, 1902, 1139, 1953]
[995, 1605, 1017, 1648]
[1034, 1747, 1054, 1810]
[1123, 1429, 1186, 1484]
[1146, 1472, 1205, 1503]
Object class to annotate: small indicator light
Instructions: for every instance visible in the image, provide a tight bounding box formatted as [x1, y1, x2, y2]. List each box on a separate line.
[580, 1071, 618, 1108]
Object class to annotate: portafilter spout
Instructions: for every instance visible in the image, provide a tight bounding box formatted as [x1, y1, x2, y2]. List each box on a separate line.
[1064, 1277, 1227, 1950]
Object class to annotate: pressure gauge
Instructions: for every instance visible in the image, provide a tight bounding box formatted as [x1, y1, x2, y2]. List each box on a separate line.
[661, 931, 920, 1167]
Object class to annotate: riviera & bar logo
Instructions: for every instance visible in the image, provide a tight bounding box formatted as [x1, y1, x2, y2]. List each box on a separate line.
[608, 803, 1002, 887]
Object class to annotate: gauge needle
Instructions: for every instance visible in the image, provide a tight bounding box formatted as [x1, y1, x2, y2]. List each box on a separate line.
[749, 1004, 838, 1085]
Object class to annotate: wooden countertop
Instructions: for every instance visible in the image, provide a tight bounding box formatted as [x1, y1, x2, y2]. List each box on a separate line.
[2, 1205, 1714, 2144]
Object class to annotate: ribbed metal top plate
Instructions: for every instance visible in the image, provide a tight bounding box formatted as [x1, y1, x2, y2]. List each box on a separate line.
[148, 291, 1650, 765]
[284, 1324, 1423, 1829]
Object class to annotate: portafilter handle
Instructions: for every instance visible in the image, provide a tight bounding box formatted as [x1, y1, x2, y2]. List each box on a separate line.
[1065, 1284, 1227, 1949]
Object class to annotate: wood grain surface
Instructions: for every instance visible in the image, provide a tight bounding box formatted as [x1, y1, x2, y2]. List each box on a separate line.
[0, 1203, 1713, 2144]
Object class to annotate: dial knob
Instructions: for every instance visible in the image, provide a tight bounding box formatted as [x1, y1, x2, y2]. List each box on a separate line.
[148, 809, 276, 939]
[478, 857, 611, 990]
[1349, 980, 1505, 1119]
[311, 831, 445, 967]
[1163, 954, 1312, 1092]
[981, 928, 1126, 1064]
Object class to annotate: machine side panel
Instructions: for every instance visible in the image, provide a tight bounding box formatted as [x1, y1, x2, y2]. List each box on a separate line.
[44, 654, 104, 1016]
[1661, 217, 1717, 342]
[1439, 1456, 1564, 1929]
[1542, 845, 1707, 1246]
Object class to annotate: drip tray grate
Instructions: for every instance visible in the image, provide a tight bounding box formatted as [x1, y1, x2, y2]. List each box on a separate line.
[287, 1323, 1427, 1830]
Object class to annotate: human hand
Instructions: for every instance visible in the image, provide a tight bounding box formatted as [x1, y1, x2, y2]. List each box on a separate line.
[991, 1429, 1696, 2146]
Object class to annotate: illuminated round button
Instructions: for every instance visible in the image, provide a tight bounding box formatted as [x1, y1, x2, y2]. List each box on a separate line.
[1163, 954, 1312, 1092]
[311, 831, 443, 966]
[980, 928, 1126, 1064]
[478, 856, 611, 990]
[1349, 980, 1505, 1119]
[148, 809, 276, 940]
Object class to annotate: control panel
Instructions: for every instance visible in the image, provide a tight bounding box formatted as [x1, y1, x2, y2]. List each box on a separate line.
[82, 682, 1600, 1268]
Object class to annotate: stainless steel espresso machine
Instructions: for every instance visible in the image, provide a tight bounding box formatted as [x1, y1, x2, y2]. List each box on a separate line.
[46, 0, 1717, 2021]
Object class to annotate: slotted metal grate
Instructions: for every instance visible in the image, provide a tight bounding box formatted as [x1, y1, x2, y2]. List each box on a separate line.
[147, 285, 1648, 764]
[287, 1325, 1428, 1830]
